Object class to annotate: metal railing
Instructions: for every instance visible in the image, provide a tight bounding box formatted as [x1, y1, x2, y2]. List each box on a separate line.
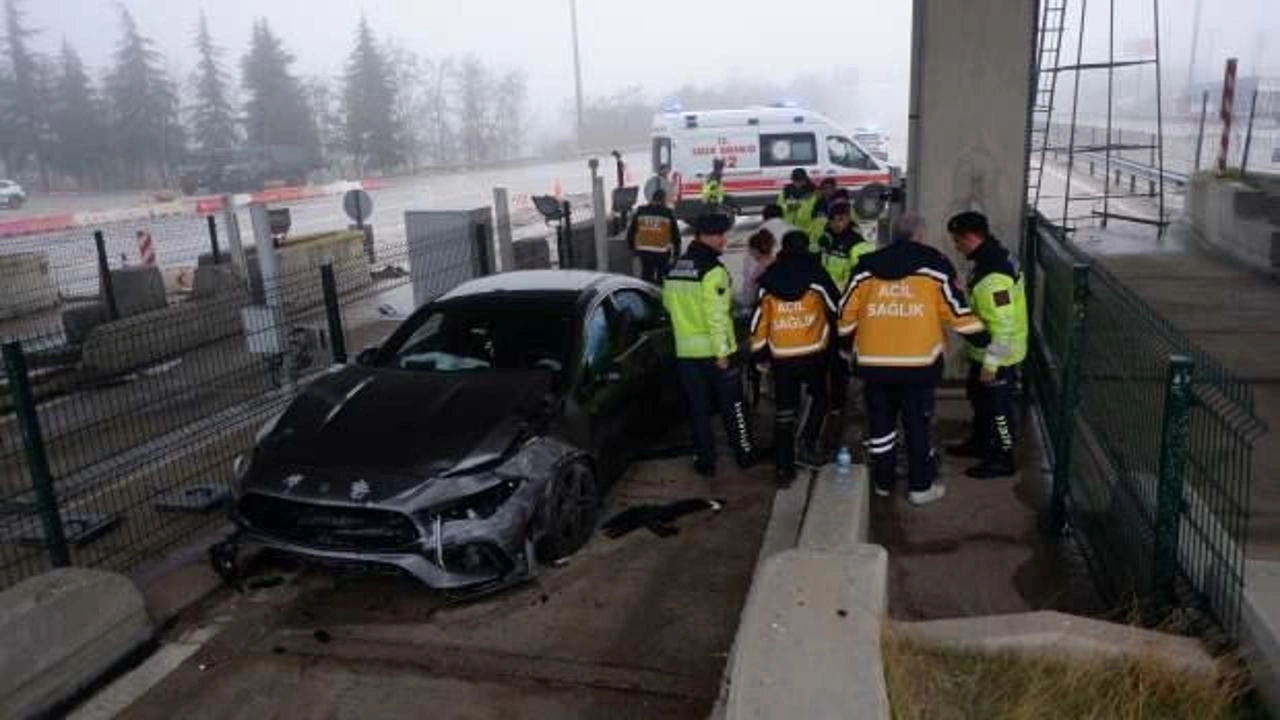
[1024, 212, 1264, 637]
[0, 211, 489, 588]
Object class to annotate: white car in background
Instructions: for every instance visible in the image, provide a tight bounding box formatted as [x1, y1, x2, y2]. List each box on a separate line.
[0, 179, 26, 209]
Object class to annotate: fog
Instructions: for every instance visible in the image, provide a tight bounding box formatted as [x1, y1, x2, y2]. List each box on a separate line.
[3, 0, 1275, 189]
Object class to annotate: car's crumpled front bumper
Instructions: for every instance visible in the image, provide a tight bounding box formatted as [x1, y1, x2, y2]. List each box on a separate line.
[231, 437, 579, 590]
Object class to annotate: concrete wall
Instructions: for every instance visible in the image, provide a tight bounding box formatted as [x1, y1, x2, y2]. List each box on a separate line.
[0, 252, 60, 320]
[908, 0, 1036, 253]
[1186, 173, 1280, 278]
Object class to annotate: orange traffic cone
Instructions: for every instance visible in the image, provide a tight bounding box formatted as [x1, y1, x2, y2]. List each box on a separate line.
[552, 178, 563, 199]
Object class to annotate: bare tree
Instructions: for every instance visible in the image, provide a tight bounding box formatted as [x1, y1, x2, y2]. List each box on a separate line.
[421, 56, 455, 166]
[493, 70, 528, 160]
[454, 55, 492, 165]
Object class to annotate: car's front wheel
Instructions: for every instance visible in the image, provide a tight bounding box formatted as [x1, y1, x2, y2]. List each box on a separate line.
[535, 460, 600, 563]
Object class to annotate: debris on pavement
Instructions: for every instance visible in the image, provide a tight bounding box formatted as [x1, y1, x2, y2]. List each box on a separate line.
[602, 498, 725, 539]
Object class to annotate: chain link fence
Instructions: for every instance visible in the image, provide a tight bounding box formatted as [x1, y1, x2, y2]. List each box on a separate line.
[1024, 213, 1265, 637]
[0, 208, 488, 588]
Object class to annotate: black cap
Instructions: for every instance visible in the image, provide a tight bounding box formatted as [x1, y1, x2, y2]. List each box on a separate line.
[829, 200, 851, 217]
[791, 168, 809, 182]
[947, 211, 989, 236]
[695, 212, 734, 235]
[819, 177, 837, 188]
[781, 229, 810, 253]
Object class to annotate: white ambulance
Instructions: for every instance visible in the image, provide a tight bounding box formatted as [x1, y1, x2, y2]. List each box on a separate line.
[651, 106, 892, 220]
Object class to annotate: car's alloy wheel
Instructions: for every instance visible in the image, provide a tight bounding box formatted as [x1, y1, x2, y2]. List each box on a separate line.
[536, 460, 599, 562]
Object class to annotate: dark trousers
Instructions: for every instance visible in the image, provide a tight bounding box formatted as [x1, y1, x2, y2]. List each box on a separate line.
[965, 362, 1018, 458]
[637, 253, 671, 285]
[863, 381, 937, 492]
[677, 358, 755, 470]
[772, 355, 828, 474]
[828, 347, 851, 412]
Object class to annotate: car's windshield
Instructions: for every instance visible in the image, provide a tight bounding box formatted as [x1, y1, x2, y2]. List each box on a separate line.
[382, 297, 577, 383]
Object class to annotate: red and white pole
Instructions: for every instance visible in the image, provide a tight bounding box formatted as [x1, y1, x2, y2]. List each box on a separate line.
[136, 229, 156, 266]
[1217, 58, 1237, 175]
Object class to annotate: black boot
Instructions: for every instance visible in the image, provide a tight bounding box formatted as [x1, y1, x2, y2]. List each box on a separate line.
[965, 453, 1017, 479]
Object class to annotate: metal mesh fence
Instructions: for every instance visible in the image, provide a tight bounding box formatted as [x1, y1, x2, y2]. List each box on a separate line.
[1024, 212, 1263, 637]
[0, 210, 483, 588]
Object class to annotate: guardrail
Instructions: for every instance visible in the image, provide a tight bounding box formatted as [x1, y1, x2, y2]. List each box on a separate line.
[1024, 211, 1264, 638]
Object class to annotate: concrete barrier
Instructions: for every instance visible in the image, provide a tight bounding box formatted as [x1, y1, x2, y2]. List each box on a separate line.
[273, 230, 372, 312]
[0, 252, 60, 320]
[725, 465, 889, 719]
[1243, 559, 1280, 717]
[109, 266, 167, 317]
[1186, 173, 1280, 278]
[726, 547, 890, 720]
[81, 280, 248, 377]
[0, 568, 152, 718]
[798, 465, 871, 552]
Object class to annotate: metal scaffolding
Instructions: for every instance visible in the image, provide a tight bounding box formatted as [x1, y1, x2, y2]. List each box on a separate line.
[1027, 0, 1169, 235]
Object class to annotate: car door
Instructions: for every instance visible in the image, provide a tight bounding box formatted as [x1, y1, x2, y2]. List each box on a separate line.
[608, 288, 677, 442]
[577, 299, 633, 481]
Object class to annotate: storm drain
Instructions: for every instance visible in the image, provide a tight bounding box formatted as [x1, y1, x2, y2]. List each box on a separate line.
[154, 483, 229, 513]
[0, 510, 120, 546]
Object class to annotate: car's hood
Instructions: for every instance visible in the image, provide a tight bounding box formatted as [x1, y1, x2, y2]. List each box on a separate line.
[251, 365, 553, 494]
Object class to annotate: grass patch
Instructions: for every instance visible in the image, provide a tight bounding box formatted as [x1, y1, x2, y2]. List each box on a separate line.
[883, 631, 1266, 720]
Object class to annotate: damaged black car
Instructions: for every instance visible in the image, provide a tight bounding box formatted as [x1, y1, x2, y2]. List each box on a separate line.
[225, 270, 679, 591]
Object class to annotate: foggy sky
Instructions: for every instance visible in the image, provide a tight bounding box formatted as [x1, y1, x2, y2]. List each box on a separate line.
[20, 0, 1280, 141]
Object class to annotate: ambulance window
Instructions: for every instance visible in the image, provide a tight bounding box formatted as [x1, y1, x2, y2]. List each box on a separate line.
[761, 133, 817, 167]
[652, 137, 672, 173]
[827, 136, 878, 170]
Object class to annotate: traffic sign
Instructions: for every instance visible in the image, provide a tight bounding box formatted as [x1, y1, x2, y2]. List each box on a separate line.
[343, 189, 374, 224]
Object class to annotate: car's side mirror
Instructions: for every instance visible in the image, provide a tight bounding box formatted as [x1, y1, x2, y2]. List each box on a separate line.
[355, 346, 380, 366]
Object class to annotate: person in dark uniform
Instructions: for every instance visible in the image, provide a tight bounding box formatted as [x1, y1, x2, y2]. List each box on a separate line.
[662, 213, 757, 477]
[838, 214, 990, 505]
[750, 230, 840, 486]
[626, 188, 681, 284]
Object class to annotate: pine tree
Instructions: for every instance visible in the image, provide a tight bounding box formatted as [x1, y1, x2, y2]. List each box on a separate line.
[49, 41, 106, 186]
[190, 11, 237, 154]
[105, 5, 178, 186]
[341, 16, 400, 172]
[0, 0, 46, 177]
[241, 19, 320, 161]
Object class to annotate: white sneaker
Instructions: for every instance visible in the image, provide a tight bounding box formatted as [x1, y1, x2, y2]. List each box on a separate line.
[908, 485, 946, 506]
[874, 486, 891, 498]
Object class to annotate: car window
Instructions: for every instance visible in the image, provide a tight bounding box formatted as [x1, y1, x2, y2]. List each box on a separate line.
[761, 133, 817, 167]
[382, 298, 575, 383]
[582, 305, 612, 378]
[827, 136, 877, 170]
[614, 285, 665, 338]
[652, 137, 671, 173]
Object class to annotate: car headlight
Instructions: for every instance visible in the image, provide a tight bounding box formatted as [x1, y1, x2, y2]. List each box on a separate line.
[422, 479, 523, 523]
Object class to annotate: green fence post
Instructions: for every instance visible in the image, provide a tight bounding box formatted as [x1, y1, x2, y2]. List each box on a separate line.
[2, 342, 70, 567]
[320, 262, 347, 364]
[1049, 263, 1090, 535]
[1153, 354, 1195, 614]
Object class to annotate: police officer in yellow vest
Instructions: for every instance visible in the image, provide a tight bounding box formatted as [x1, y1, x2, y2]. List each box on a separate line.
[700, 157, 728, 208]
[777, 168, 819, 232]
[662, 212, 757, 477]
[946, 211, 1029, 479]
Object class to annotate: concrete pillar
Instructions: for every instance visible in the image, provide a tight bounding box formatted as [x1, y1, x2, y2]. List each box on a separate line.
[249, 203, 280, 308]
[221, 196, 248, 280]
[492, 187, 515, 273]
[907, 0, 1036, 255]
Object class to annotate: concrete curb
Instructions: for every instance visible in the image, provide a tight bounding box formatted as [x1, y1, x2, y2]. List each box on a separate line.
[0, 568, 153, 719]
[892, 611, 1219, 678]
[719, 464, 889, 719]
[726, 547, 890, 720]
[1242, 559, 1280, 716]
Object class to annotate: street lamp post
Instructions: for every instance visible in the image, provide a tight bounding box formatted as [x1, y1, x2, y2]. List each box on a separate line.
[570, 0, 585, 151]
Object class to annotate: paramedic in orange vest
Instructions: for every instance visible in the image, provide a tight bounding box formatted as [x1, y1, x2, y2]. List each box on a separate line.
[626, 188, 681, 284]
[838, 213, 990, 506]
[750, 229, 841, 487]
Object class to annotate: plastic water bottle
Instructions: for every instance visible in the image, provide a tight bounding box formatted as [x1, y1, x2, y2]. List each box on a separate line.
[835, 446, 853, 484]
